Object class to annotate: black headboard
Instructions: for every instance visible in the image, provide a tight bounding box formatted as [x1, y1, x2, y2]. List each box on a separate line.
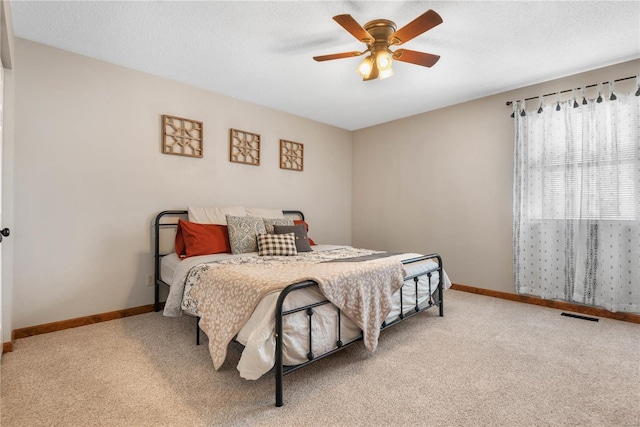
[152, 209, 304, 311]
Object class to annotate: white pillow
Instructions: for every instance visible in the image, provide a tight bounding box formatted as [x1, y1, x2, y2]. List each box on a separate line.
[246, 207, 284, 219]
[188, 206, 246, 224]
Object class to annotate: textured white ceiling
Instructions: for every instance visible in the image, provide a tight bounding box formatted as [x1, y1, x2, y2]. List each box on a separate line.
[10, 1, 640, 130]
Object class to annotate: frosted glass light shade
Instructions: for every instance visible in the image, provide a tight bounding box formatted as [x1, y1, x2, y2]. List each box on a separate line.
[357, 56, 374, 78]
[376, 51, 392, 70]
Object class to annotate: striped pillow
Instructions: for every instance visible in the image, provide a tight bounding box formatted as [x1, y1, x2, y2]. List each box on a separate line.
[256, 233, 298, 256]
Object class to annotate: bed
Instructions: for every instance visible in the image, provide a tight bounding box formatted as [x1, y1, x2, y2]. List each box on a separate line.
[153, 209, 451, 406]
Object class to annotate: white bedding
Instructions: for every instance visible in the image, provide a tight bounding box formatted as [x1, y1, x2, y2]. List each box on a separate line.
[161, 246, 451, 380]
[159, 253, 180, 285]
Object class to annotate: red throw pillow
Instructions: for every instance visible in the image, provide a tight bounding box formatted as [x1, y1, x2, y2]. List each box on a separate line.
[175, 219, 231, 259]
[293, 220, 316, 246]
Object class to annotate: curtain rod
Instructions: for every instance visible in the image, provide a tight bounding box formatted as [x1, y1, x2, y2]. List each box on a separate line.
[505, 75, 636, 106]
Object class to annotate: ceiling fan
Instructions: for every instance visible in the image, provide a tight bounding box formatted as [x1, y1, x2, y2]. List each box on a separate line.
[313, 10, 443, 81]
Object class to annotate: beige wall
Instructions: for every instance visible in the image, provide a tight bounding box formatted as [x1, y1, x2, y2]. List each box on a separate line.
[11, 35, 639, 332]
[352, 59, 639, 294]
[13, 38, 352, 329]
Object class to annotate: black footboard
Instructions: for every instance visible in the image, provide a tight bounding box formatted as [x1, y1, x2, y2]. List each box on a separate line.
[274, 254, 443, 407]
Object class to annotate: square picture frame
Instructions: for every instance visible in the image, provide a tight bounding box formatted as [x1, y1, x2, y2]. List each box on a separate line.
[162, 114, 203, 158]
[280, 139, 304, 171]
[229, 128, 261, 166]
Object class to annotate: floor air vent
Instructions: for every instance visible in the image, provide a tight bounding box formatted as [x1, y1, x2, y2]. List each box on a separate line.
[561, 312, 599, 322]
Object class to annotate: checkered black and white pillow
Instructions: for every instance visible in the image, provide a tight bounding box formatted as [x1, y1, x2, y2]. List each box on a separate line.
[256, 233, 298, 256]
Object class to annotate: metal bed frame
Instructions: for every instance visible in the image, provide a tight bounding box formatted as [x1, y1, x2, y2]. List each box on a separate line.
[153, 210, 444, 407]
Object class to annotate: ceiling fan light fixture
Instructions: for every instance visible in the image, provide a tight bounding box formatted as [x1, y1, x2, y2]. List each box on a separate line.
[375, 50, 393, 80]
[376, 50, 392, 70]
[378, 67, 394, 80]
[357, 56, 374, 79]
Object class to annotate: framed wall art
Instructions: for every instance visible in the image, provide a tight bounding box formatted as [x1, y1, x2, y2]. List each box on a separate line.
[229, 128, 261, 166]
[162, 114, 203, 158]
[280, 139, 303, 171]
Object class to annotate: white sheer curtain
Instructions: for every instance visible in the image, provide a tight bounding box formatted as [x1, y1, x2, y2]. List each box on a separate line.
[513, 83, 640, 312]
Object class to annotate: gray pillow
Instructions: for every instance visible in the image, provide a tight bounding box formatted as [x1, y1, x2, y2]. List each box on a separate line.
[262, 217, 294, 234]
[274, 224, 313, 252]
[226, 215, 267, 254]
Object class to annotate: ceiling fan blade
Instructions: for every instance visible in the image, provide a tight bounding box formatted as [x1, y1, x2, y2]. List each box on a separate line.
[390, 10, 443, 45]
[393, 49, 440, 67]
[333, 14, 374, 44]
[313, 51, 363, 62]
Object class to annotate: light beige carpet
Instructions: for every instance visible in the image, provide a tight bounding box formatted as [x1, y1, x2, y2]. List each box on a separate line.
[1, 290, 638, 427]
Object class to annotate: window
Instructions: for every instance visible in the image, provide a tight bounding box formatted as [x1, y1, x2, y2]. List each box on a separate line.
[526, 102, 637, 221]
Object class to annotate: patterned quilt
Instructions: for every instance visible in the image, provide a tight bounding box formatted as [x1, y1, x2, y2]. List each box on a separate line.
[184, 248, 406, 370]
[181, 247, 386, 315]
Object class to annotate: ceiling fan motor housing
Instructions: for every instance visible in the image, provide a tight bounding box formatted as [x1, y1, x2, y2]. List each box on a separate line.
[363, 19, 397, 52]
